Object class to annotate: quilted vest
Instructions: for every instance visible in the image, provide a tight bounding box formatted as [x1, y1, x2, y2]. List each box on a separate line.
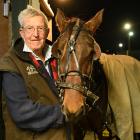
[0, 38, 73, 140]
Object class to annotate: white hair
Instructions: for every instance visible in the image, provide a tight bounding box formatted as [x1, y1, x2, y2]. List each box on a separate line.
[18, 5, 48, 27]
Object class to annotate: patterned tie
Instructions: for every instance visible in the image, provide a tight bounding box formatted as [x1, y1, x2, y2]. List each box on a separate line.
[29, 53, 58, 95]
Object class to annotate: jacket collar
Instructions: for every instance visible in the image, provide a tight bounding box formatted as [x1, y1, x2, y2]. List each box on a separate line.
[13, 38, 53, 62]
[13, 38, 30, 61]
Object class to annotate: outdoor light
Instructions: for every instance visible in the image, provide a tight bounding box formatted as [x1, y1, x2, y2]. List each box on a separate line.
[118, 43, 123, 48]
[128, 31, 134, 37]
[124, 23, 131, 30]
[127, 31, 134, 55]
[123, 22, 134, 55]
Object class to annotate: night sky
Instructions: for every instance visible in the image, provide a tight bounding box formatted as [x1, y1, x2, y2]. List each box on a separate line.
[49, 0, 140, 59]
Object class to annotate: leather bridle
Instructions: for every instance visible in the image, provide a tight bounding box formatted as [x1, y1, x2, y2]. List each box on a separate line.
[55, 19, 99, 106]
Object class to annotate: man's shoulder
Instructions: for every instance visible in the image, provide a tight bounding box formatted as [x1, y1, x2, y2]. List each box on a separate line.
[0, 48, 18, 72]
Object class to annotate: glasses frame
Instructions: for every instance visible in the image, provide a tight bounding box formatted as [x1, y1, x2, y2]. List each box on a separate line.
[21, 25, 48, 34]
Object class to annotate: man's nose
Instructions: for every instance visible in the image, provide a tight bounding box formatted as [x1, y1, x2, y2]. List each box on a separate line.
[33, 28, 39, 36]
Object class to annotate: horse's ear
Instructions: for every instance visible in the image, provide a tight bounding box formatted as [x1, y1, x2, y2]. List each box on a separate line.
[85, 9, 104, 33]
[93, 40, 101, 60]
[55, 8, 68, 32]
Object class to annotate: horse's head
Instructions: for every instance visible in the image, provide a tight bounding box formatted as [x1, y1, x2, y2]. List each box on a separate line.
[52, 9, 105, 121]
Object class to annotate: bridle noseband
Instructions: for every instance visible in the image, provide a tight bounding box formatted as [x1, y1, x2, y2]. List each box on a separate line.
[56, 19, 99, 106]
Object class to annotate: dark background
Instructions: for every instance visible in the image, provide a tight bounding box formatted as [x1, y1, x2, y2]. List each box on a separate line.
[49, 0, 140, 60]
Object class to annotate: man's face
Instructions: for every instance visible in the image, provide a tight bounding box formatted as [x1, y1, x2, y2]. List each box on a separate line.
[19, 16, 49, 51]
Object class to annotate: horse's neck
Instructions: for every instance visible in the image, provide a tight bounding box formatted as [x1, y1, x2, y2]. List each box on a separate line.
[92, 59, 107, 89]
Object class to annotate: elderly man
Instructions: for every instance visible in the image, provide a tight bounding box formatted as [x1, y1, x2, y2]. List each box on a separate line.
[0, 6, 73, 140]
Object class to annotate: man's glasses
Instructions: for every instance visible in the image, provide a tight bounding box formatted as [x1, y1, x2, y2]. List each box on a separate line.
[22, 26, 48, 34]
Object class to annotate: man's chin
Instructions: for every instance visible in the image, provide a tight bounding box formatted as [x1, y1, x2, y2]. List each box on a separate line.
[30, 45, 42, 50]
[32, 46, 44, 53]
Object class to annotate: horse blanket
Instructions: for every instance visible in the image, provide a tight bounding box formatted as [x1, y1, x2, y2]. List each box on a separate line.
[99, 53, 140, 140]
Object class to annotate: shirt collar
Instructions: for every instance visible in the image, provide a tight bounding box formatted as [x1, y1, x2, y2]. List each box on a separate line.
[23, 43, 52, 61]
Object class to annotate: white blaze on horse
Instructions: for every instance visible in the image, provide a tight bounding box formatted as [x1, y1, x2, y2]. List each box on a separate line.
[52, 8, 140, 140]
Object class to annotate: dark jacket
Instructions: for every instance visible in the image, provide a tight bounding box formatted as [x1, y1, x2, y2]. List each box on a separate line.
[0, 38, 73, 140]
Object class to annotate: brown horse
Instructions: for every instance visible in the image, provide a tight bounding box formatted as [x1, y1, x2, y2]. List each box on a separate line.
[51, 7, 140, 140]
[52, 9, 115, 139]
